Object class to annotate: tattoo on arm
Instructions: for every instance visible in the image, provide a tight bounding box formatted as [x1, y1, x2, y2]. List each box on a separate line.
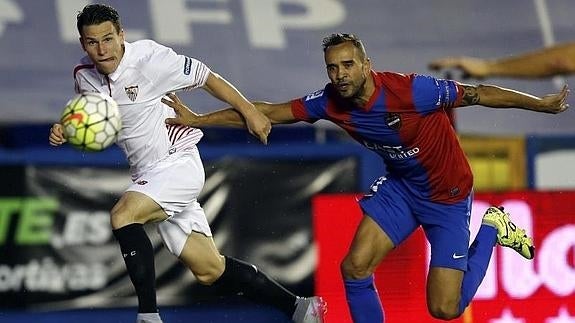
[461, 85, 480, 106]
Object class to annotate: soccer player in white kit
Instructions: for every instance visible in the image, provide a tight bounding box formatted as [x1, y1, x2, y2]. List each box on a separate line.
[48, 4, 325, 323]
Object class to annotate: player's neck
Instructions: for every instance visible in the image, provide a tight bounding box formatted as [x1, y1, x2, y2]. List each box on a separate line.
[352, 76, 375, 107]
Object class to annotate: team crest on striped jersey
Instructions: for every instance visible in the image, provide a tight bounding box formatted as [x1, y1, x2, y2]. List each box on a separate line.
[124, 85, 139, 102]
[385, 113, 401, 130]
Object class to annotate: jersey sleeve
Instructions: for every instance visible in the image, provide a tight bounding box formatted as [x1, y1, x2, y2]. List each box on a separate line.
[146, 41, 211, 93]
[412, 74, 464, 114]
[290, 88, 329, 123]
[73, 71, 83, 94]
[73, 61, 97, 94]
[73, 72, 92, 94]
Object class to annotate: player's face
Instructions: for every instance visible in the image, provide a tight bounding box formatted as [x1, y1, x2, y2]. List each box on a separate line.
[80, 21, 125, 75]
[324, 42, 370, 99]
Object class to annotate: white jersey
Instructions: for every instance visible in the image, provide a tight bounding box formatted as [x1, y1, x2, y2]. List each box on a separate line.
[73, 40, 208, 177]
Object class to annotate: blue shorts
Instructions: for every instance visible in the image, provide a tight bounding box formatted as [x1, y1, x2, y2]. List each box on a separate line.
[358, 176, 472, 271]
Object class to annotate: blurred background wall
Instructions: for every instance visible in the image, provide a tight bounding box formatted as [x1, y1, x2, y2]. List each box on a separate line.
[1, 0, 574, 135]
[0, 1, 573, 322]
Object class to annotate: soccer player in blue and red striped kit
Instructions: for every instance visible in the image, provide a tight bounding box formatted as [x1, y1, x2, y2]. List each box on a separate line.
[162, 33, 570, 322]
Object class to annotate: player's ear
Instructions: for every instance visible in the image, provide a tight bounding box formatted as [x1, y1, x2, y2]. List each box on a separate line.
[364, 57, 371, 73]
[119, 29, 125, 42]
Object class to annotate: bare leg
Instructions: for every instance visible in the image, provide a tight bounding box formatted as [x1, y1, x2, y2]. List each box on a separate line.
[178, 231, 225, 284]
[341, 215, 394, 323]
[426, 267, 464, 320]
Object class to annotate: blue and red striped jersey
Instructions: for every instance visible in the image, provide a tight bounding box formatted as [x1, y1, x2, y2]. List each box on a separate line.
[291, 71, 473, 203]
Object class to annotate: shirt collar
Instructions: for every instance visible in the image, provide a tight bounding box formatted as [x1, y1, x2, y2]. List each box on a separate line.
[371, 70, 382, 88]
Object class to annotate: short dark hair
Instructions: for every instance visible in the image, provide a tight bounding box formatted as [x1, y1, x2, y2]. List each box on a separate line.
[322, 33, 366, 57]
[76, 4, 122, 35]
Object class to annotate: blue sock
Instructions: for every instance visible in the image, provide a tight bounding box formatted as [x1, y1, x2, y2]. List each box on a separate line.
[458, 224, 497, 313]
[344, 275, 384, 323]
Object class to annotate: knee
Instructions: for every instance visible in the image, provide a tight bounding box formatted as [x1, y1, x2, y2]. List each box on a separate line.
[340, 255, 373, 280]
[428, 301, 461, 320]
[191, 259, 225, 286]
[194, 271, 221, 285]
[110, 207, 132, 230]
[110, 202, 151, 229]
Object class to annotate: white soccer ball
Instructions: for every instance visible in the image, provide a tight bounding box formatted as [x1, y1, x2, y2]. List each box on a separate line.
[60, 92, 121, 152]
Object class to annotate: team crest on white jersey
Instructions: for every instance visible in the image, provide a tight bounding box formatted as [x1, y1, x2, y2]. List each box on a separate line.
[125, 85, 139, 102]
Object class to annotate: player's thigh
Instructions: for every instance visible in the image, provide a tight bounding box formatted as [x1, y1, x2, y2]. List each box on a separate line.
[417, 194, 472, 311]
[358, 176, 418, 248]
[111, 191, 167, 228]
[178, 231, 224, 283]
[158, 200, 213, 256]
[342, 214, 396, 279]
[418, 194, 472, 272]
[345, 176, 418, 278]
[128, 149, 205, 217]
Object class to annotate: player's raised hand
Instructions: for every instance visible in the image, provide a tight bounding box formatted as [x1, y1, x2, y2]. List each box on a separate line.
[162, 93, 203, 127]
[538, 84, 570, 114]
[428, 56, 490, 79]
[242, 107, 271, 145]
[49, 123, 67, 146]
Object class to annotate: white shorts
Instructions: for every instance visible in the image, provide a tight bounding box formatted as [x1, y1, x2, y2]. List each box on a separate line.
[126, 147, 212, 256]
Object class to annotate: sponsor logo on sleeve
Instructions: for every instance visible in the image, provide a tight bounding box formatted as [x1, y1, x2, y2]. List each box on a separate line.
[305, 90, 324, 101]
[183, 57, 192, 75]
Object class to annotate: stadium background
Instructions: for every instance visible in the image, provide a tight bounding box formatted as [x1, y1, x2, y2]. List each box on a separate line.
[0, 0, 574, 322]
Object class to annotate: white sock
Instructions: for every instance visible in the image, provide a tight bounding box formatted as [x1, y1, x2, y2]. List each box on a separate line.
[136, 312, 163, 323]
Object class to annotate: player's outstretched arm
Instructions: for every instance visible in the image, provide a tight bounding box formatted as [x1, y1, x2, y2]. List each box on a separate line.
[48, 123, 67, 146]
[428, 56, 491, 79]
[163, 94, 298, 127]
[202, 72, 271, 144]
[429, 42, 575, 79]
[457, 83, 570, 114]
[163, 93, 245, 127]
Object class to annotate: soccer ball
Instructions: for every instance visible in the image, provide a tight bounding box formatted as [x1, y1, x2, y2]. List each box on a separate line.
[60, 92, 121, 152]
